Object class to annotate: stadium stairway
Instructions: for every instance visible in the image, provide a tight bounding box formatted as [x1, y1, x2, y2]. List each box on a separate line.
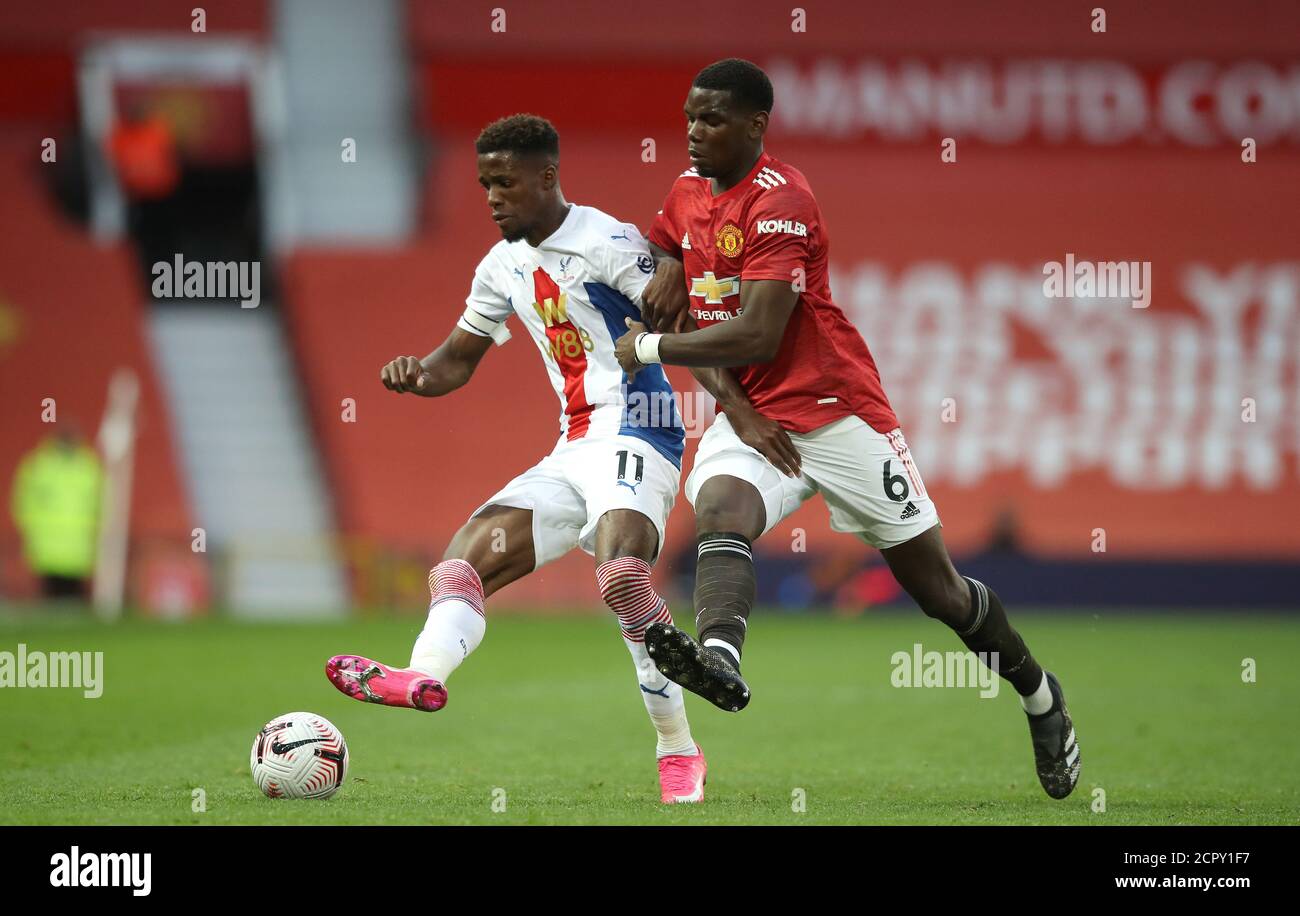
[147, 305, 348, 616]
[267, 0, 418, 247]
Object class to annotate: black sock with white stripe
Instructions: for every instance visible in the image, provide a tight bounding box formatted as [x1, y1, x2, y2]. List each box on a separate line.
[956, 577, 1046, 704]
[693, 532, 755, 672]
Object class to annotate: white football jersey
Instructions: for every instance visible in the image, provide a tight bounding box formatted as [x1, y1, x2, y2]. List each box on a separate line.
[457, 204, 684, 467]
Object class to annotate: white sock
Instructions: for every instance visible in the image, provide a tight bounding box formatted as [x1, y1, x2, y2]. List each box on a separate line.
[409, 600, 485, 682]
[704, 637, 741, 667]
[625, 637, 696, 758]
[597, 557, 696, 758]
[409, 559, 486, 683]
[1020, 671, 1053, 715]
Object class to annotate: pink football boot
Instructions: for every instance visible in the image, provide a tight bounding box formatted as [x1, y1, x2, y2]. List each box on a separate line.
[658, 745, 707, 803]
[325, 655, 448, 712]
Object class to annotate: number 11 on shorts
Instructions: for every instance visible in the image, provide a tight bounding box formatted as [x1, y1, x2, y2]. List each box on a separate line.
[616, 449, 645, 492]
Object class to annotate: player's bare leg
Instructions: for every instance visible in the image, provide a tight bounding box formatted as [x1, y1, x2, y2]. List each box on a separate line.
[594, 509, 706, 803]
[881, 524, 1081, 799]
[646, 474, 762, 712]
[325, 505, 535, 711]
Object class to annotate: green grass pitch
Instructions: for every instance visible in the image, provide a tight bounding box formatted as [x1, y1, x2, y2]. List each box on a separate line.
[1, 609, 1297, 825]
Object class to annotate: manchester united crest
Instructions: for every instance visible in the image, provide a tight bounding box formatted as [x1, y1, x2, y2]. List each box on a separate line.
[715, 223, 745, 258]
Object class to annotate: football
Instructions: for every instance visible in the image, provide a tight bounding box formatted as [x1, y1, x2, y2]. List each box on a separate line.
[249, 712, 349, 799]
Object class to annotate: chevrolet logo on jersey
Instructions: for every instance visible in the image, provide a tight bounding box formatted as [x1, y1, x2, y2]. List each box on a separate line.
[690, 272, 740, 304]
[533, 293, 569, 327]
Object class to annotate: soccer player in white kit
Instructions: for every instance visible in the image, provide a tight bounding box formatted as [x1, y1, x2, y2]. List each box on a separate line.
[324, 115, 716, 803]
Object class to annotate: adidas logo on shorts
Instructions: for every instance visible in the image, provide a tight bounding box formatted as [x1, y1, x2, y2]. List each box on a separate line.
[899, 501, 920, 520]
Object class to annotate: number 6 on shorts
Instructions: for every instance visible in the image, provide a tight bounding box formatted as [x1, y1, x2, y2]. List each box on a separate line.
[882, 459, 909, 503]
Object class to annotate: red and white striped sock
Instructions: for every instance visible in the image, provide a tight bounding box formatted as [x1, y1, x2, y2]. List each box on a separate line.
[409, 559, 486, 683]
[596, 557, 694, 758]
[597, 556, 673, 642]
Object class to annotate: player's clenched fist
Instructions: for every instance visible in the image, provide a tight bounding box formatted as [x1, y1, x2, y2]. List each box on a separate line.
[615, 319, 649, 379]
[380, 355, 430, 393]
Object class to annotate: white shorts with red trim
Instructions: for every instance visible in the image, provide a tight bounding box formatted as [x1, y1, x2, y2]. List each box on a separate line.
[471, 434, 680, 568]
[684, 413, 940, 550]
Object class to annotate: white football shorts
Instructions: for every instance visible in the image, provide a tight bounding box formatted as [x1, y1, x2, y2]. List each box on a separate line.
[471, 434, 680, 567]
[684, 413, 940, 550]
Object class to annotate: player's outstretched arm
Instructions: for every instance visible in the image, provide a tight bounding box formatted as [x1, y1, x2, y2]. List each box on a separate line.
[380, 327, 493, 398]
[617, 278, 798, 370]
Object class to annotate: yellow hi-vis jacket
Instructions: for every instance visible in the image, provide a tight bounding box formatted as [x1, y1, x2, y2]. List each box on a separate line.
[10, 440, 103, 577]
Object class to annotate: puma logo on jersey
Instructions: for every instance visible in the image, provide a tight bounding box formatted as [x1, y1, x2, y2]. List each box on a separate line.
[756, 218, 807, 237]
[689, 271, 739, 304]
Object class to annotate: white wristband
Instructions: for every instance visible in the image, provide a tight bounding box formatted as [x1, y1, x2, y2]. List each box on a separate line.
[634, 332, 663, 365]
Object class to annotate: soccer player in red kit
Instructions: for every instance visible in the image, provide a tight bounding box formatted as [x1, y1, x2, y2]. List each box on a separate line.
[615, 59, 1081, 799]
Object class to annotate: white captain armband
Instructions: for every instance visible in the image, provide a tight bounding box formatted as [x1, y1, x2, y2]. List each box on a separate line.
[457, 307, 512, 346]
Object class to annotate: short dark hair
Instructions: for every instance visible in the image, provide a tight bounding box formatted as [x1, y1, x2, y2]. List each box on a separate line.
[475, 114, 559, 159]
[692, 58, 774, 114]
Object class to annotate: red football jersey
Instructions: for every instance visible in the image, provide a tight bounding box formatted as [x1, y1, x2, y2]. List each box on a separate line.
[649, 151, 899, 435]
